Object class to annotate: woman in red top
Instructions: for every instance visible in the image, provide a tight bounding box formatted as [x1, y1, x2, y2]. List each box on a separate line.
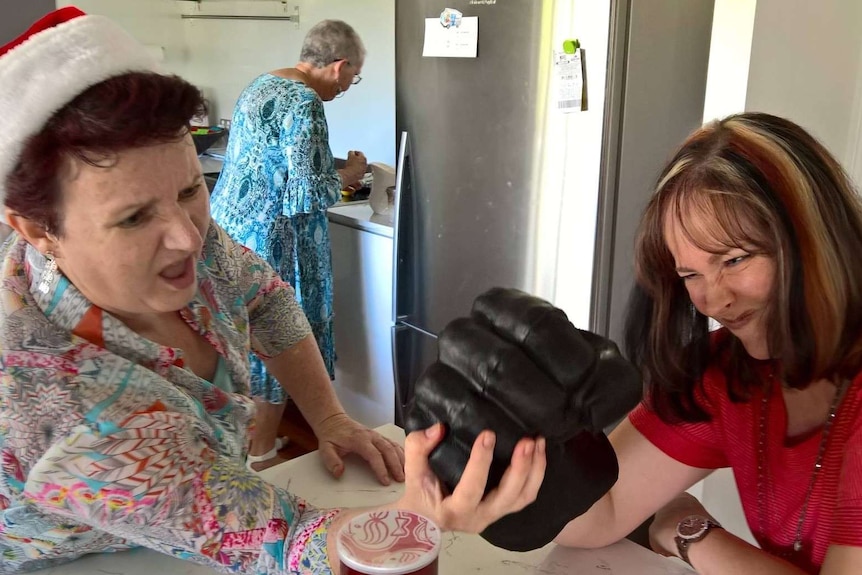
[554, 113, 862, 574]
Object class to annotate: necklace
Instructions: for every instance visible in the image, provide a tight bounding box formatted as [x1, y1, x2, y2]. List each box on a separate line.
[756, 375, 851, 555]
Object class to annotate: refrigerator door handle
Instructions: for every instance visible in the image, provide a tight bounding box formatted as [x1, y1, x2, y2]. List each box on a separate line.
[392, 131, 411, 324]
[391, 323, 408, 426]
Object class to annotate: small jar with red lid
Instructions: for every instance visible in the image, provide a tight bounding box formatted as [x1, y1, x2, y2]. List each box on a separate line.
[336, 510, 441, 575]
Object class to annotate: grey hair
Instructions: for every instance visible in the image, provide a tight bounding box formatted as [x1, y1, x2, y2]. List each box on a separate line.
[299, 20, 366, 69]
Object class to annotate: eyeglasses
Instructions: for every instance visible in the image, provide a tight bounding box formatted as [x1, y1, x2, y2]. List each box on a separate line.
[334, 59, 362, 85]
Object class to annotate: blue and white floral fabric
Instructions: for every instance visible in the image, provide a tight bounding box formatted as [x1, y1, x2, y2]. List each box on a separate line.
[212, 74, 342, 402]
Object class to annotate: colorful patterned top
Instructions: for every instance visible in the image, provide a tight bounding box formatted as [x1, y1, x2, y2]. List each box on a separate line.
[0, 224, 339, 573]
[211, 74, 342, 402]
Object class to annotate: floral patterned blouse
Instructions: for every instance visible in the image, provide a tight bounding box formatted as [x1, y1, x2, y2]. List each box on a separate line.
[0, 224, 339, 573]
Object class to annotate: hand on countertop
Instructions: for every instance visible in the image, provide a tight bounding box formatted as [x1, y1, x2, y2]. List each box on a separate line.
[314, 412, 405, 485]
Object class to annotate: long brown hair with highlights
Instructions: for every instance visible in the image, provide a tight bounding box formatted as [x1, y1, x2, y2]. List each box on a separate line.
[625, 112, 862, 422]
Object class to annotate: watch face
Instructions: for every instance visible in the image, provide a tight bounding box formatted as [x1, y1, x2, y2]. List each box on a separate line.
[677, 516, 707, 540]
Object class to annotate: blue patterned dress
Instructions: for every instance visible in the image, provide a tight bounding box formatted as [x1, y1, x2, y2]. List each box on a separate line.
[211, 74, 342, 403]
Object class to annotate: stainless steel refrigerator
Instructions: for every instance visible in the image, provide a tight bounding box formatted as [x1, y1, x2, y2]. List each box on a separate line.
[391, 0, 715, 424]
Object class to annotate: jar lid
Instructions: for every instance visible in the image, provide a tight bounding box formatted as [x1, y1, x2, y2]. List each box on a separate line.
[336, 510, 441, 574]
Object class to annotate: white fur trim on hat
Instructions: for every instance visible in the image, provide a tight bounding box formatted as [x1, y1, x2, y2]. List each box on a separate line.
[0, 15, 159, 215]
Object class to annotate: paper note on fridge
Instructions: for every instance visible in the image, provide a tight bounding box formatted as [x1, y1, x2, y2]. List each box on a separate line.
[422, 16, 478, 58]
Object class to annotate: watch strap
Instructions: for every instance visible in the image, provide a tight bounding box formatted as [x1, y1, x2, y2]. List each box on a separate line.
[675, 519, 722, 566]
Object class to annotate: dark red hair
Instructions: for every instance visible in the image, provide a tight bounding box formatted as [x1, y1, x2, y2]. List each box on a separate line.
[5, 72, 205, 234]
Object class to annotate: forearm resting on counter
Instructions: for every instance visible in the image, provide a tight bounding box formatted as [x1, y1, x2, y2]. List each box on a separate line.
[263, 335, 347, 432]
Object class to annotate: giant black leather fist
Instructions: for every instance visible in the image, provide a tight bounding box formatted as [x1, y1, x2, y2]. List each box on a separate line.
[405, 288, 643, 551]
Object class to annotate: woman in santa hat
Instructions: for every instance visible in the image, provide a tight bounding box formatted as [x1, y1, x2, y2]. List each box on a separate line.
[0, 7, 546, 573]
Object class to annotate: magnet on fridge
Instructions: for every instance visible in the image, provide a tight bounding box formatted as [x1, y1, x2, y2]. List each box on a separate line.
[440, 7, 463, 28]
[562, 39, 580, 54]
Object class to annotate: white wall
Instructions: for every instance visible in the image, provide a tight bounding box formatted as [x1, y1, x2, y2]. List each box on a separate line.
[60, 0, 396, 165]
[56, 0, 186, 68]
[746, 0, 862, 184]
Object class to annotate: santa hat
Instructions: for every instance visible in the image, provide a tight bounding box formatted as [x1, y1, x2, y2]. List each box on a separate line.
[0, 6, 159, 209]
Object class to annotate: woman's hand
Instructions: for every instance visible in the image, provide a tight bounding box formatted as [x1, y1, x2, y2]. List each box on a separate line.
[648, 491, 711, 558]
[314, 413, 405, 485]
[342, 150, 367, 187]
[398, 423, 546, 533]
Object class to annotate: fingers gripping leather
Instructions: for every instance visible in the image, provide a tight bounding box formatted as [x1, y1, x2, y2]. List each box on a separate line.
[481, 431, 619, 552]
[405, 362, 525, 494]
[405, 288, 642, 551]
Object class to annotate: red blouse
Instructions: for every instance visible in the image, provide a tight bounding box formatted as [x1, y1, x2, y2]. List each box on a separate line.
[630, 364, 862, 573]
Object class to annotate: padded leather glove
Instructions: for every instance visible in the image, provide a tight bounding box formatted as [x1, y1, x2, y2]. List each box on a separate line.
[405, 287, 642, 551]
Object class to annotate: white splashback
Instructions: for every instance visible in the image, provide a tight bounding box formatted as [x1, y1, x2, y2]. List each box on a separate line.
[58, 0, 396, 165]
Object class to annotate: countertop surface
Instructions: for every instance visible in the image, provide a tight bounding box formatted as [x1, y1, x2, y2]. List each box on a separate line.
[199, 154, 224, 175]
[44, 425, 692, 575]
[199, 153, 394, 239]
[327, 201, 394, 238]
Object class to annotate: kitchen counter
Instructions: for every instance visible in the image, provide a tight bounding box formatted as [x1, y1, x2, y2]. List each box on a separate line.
[199, 154, 392, 240]
[43, 425, 692, 575]
[327, 202, 394, 238]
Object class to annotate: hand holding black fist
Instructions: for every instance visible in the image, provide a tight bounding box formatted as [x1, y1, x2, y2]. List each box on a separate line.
[405, 288, 643, 551]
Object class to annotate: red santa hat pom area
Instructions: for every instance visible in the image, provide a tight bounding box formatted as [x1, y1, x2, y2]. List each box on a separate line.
[0, 6, 159, 206]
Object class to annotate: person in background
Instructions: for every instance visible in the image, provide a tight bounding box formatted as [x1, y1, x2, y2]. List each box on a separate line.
[0, 8, 547, 573]
[549, 113, 861, 574]
[210, 19, 368, 470]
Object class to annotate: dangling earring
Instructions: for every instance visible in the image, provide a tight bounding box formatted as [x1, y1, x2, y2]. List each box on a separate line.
[38, 251, 58, 294]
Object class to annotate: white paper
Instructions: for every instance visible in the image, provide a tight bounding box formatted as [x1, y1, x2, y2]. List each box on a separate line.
[422, 16, 479, 58]
[554, 48, 586, 112]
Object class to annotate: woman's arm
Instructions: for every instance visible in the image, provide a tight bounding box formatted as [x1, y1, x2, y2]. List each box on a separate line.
[649, 493, 859, 574]
[672, 527, 809, 574]
[560, 419, 862, 574]
[263, 337, 405, 485]
[263, 334, 345, 431]
[208, 223, 405, 485]
[281, 97, 343, 214]
[554, 418, 711, 548]
[821, 546, 862, 574]
[325, 424, 547, 573]
[24, 412, 546, 574]
[648, 493, 806, 573]
[24, 408, 339, 573]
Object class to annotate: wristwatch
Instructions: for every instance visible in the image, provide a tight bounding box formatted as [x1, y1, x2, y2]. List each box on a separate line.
[674, 515, 723, 566]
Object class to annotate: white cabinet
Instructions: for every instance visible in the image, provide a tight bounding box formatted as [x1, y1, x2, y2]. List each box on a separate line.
[329, 212, 395, 428]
